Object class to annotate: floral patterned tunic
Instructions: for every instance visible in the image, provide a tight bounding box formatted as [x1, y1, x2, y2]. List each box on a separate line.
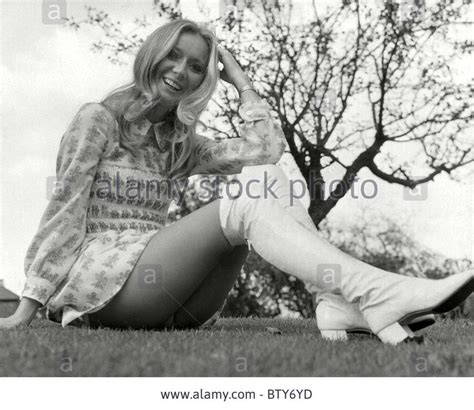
[21, 99, 286, 327]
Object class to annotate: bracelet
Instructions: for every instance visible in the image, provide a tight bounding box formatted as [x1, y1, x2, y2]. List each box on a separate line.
[238, 84, 256, 95]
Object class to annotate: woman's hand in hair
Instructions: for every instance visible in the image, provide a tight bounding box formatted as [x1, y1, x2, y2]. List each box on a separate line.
[217, 45, 252, 91]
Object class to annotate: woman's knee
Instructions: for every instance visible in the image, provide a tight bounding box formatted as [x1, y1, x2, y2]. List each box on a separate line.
[240, 163, 288, 183]
[229, 164, 290, 200]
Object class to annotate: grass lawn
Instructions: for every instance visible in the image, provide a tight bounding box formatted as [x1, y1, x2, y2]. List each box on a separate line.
[0, 317, 472, 376]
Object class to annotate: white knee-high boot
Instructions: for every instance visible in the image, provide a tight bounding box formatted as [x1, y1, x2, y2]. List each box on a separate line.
[231, 165, 435, 341]
[219, 167, 474, 344]
[234, 165, 318, 233]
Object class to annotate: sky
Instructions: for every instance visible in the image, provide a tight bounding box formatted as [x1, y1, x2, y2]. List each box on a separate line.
[1, 0, 473, 294]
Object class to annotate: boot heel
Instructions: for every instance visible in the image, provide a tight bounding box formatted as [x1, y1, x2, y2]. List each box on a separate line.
[320, 330, 348, 341]
[377, 323, 414, 345]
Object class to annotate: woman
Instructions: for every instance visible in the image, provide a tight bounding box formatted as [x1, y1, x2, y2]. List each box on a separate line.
[1, 19, 472, 345]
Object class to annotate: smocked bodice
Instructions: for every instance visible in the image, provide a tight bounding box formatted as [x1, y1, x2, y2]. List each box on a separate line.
[86, 131, 176, 234]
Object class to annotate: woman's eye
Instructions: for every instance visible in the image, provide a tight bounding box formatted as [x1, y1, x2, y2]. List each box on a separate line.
[192, 64, 203, 73]
[167, 50, 179, 60]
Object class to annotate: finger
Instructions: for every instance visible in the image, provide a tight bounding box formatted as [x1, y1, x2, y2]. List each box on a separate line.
[218, 48, 229, 64]
[217, 45, 231, 61]
[217, 52, 224, 64]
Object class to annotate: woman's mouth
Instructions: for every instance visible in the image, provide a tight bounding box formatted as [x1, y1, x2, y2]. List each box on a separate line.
[163, 77, 183, 92]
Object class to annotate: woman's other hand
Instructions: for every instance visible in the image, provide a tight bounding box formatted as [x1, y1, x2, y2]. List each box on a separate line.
[0, 315, 27, 329]
[0, 297, 42, 329]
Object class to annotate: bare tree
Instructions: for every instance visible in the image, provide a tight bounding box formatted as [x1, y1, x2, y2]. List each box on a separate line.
[211, 0, 474, 223]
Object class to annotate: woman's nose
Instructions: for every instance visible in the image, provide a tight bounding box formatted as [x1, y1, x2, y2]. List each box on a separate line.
[172, 59, 186, 79]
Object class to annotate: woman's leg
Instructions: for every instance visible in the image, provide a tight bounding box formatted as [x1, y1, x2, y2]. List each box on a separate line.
[155, 164, 314, 328]
[169, 164, 319, 328]
[218, 166, 474, 343]
[89, 199, 248, 329]
[238, 165, 435, 339]
[235, 164, 318, 234]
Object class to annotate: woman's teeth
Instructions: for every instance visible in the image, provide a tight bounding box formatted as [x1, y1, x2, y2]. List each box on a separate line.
[163, 78, 182, 91]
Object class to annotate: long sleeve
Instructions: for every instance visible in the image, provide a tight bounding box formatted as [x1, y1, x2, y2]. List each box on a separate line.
[189, 99, 286, 176]
[22, 103, 115, 306]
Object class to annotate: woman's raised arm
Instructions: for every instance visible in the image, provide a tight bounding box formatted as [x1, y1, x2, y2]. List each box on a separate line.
[189, 47, 286, 176]
[189, 100, 286, 175]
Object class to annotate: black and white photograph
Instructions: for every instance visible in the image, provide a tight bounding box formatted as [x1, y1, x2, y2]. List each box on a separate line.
[1, 0, 473, 398]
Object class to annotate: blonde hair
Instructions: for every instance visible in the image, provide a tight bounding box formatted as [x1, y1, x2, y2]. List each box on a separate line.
[101, 19, 219, 180]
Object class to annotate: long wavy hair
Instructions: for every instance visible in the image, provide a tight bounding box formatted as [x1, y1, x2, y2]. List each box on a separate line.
[101, 20, 219, 180]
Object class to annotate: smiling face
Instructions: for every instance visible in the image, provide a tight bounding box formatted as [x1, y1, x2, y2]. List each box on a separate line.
[154, 31, 210, 109]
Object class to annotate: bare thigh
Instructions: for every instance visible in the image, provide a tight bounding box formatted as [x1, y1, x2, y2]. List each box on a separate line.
[88, 199, 248, 330]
